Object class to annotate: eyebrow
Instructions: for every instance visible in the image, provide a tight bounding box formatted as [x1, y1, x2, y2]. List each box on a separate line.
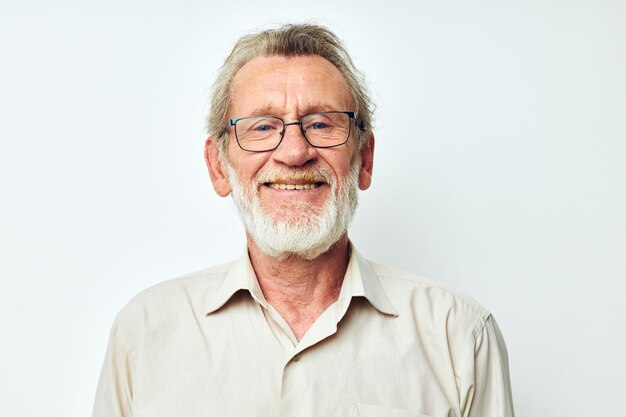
[245, 104, 341, 118]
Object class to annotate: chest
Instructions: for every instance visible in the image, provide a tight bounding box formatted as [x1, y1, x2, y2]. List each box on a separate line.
[130, 301, 461, 417]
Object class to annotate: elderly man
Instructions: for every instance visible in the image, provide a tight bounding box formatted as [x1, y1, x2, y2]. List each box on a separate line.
[93, 24, 515, 417]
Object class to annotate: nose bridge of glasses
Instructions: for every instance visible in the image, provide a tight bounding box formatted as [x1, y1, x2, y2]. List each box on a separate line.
[280, 120, 307, 140]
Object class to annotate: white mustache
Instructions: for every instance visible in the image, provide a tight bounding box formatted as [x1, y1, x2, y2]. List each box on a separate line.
[254, 165, 334, 187]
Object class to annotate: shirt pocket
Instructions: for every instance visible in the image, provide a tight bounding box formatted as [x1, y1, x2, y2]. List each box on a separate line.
[350, 403, 431, 417]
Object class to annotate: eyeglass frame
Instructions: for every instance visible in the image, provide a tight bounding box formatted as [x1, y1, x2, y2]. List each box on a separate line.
[223, 111, 360, 153]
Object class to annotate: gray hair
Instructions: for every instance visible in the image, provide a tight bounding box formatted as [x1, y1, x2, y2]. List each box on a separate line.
[206, 23, 374, 153]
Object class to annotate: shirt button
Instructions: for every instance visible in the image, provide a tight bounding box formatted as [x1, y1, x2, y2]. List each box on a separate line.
[293, 354, 301, 362]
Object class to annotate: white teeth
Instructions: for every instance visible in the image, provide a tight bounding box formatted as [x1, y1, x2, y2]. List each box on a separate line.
[268, 183, 320, 190]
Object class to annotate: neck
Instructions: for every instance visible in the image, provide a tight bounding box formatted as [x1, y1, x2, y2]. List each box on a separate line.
[247, 234, 351, 341]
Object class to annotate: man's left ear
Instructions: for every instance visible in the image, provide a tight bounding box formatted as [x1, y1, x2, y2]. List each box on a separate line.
[358, 133, 375, 190]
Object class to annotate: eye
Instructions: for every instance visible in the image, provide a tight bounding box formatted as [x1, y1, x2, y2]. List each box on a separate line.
[244, 117, 282, 133]
[309, 122, 329, 129]
[303, 115, 334, 130]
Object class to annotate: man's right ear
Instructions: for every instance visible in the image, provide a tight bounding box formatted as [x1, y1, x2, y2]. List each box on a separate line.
[204, 136, 232, 197]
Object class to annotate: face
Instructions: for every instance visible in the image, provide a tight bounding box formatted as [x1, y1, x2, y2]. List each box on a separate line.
[206, 55, 374, 259]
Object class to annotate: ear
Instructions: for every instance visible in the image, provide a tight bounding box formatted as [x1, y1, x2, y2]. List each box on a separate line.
[204, 136, 232, 197]
[358, 133, 375, 190]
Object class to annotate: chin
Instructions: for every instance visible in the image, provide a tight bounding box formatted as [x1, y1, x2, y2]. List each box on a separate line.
[247, 209, 347, 261]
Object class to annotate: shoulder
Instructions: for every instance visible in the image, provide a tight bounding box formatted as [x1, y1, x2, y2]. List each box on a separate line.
[111, 261, 233, 346]
[364, 260, 503, 379]
[367, 260, 493, 357]
[369, 260, 490, 319]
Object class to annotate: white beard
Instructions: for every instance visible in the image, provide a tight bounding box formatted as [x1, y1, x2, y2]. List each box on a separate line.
[222, 155, 360, 261]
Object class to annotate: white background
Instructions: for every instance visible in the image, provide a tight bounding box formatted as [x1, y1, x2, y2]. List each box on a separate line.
[1, 1, 624, 416]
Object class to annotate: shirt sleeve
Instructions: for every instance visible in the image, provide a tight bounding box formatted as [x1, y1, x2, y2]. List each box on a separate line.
[459, 315, 515, 417]
[92, 320, 134, 417]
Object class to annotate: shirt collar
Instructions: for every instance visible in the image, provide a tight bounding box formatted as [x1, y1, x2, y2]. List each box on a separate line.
[205, 243, 398, 317]
[204, 248, 269, 315]
[345, 244, 398, 316]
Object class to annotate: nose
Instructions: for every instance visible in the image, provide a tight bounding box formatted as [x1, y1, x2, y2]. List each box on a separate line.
[272, 122, 317, 167]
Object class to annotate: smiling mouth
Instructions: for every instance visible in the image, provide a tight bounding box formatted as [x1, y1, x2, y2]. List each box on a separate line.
[265, 182, 324, 190]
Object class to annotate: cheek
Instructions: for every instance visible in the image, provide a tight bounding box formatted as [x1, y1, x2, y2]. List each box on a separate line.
[229, 153, 269, 185]
[330, 154, 356, 182]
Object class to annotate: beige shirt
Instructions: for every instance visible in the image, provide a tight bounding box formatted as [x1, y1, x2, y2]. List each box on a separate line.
[93, 247, 514, 417]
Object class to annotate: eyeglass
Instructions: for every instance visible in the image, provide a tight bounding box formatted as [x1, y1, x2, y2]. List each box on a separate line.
[226, 111, 356, 152]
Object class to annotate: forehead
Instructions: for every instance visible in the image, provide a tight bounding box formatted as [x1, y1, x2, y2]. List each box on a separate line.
[230, 54, 352, 116]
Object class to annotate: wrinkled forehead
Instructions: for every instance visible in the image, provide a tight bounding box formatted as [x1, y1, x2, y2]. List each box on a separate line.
[229, 54, 352, 117]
